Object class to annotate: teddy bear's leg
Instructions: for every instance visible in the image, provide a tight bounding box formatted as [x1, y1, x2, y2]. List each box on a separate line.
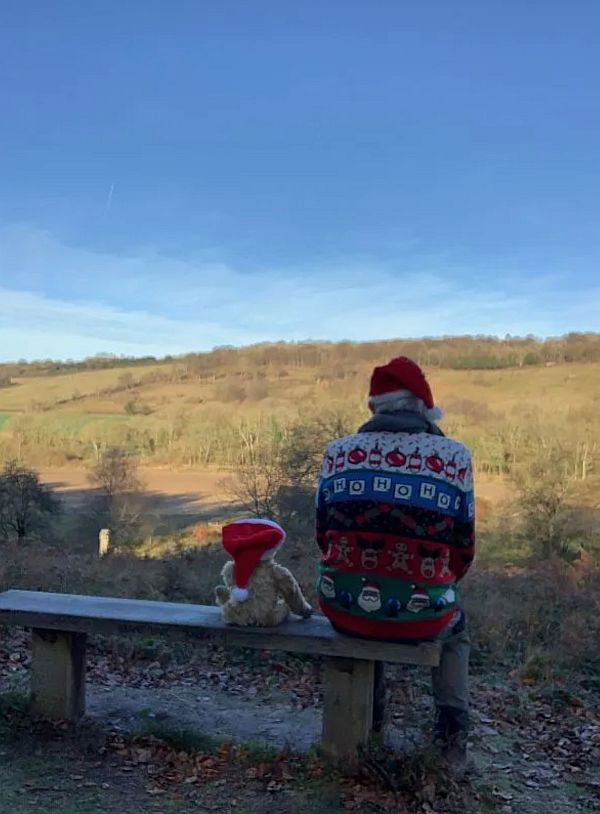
[272, 564, 313, 618]
[220, 602, 245, 625]
[262, 599, 289, 626]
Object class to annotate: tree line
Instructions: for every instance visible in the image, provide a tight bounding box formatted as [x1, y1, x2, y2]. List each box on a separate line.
[2, 332, 600, 380]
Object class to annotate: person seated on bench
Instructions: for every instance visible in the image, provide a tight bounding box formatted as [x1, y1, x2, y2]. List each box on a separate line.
[315, 357, 475, 771]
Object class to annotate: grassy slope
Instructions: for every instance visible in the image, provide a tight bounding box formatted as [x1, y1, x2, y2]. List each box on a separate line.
[0, 364, 166, 411]
[0, 360, 598, 494]
[0, 361, 598, 421]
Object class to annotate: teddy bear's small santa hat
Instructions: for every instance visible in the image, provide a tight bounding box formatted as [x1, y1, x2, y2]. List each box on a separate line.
[221, 518, 286, 603]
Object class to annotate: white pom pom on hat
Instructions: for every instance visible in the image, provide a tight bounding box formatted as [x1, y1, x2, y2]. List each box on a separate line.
[426, 405, 444, 421]
[230, 586, 249, 602]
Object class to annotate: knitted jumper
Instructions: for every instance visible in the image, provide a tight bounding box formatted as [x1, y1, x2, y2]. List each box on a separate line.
[316, 413, 475, 640]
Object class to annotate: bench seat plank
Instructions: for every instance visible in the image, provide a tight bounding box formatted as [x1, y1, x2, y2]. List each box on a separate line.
[0, 590, 440, 666]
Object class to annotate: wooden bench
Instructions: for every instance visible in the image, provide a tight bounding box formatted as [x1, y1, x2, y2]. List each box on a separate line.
[0, 590, 440, 763]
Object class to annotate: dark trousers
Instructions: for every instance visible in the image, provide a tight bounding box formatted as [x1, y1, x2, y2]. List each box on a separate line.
[372, 615, 470, 732]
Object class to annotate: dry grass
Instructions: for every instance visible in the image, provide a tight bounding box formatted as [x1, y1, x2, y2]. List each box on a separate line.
[463, 553, 600, 677]
[0, 540, 227, 605]
[1, 361, 598, 423]
[0, 364, 167, 411]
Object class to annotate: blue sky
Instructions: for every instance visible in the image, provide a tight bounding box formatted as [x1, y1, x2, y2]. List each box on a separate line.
[0, 1, 599, 361]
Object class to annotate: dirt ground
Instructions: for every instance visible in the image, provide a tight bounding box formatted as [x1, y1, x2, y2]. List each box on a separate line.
[0, 737, 341, 814]
[1, 629, 598, 814]
[37, 465, 513, 521]
[38, 467, 230, 510]
[37, 465, 240, 526]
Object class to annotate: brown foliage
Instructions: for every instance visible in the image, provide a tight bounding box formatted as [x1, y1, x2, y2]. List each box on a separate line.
[214, 380, 246, 402]
[463, 556, 600, 671]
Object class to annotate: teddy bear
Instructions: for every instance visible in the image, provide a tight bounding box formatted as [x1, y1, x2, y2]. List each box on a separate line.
[214, 518, 313, 626]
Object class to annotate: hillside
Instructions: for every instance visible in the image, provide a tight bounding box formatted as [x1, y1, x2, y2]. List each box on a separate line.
[0, 343, 600, 482]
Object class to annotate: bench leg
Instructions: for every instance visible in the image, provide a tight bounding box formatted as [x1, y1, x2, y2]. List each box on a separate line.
[31, 629, 86, 721]
[321, 657, 374, 766]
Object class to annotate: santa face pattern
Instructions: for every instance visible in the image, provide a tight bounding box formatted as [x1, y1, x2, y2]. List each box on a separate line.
[320, 573, 336, 599]
[406, 587, 431, 613]
[357, 582, 382, 612]
[318, 565, 455, 621]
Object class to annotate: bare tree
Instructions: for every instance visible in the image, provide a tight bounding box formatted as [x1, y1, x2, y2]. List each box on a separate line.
[227, 413, 355, 535]
[88, 447, 145, 544]
[513, 451, 579, 561]
[89, 446, 143, 496]
[0, 460, 60, 543]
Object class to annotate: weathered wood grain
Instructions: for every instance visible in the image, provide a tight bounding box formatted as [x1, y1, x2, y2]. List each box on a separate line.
[0, 590, 441, 666]
[322, 657, 375, 765]
[31, 629, 86, 721]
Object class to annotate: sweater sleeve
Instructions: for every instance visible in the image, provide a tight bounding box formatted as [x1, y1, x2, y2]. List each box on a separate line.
[450, 470, 476, 581]
[315, 454, 329, 555]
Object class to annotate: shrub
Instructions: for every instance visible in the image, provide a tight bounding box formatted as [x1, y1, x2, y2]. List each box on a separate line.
[512, 452, 582, 560]
[1, 536, 596, 679]
[0, 460, 61, 543]
[215, 380, 246, 402]
[463, 556, 600, 674]
[117, 372, 135, 390]
[124, 398, 153, 415]
[246, 379, 269, 401]
[227, 412, 355, 536]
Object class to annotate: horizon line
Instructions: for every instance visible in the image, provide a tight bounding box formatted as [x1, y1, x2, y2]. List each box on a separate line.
[2, 330, 599, 367]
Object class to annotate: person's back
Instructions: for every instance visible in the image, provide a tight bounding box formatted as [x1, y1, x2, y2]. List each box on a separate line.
[315, 357, 475, 771]
[316, 415, 474, 640]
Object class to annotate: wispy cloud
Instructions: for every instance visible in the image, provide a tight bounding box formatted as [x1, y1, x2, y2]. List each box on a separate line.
[105, 183, 115, 212]
[0, 223, 598, 361]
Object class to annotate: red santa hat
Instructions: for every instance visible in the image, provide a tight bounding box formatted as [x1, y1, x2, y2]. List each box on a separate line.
[221, 518, 286, 603]
[368, 356, 443, 421]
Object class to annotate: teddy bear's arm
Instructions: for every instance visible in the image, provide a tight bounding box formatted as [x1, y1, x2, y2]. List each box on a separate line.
[271, 563, 312, 619]
[221, 560, 234, 586]
[214, 561, 234, 605]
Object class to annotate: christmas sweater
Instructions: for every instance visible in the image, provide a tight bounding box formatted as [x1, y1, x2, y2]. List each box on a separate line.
[316, 422, 475, 641]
